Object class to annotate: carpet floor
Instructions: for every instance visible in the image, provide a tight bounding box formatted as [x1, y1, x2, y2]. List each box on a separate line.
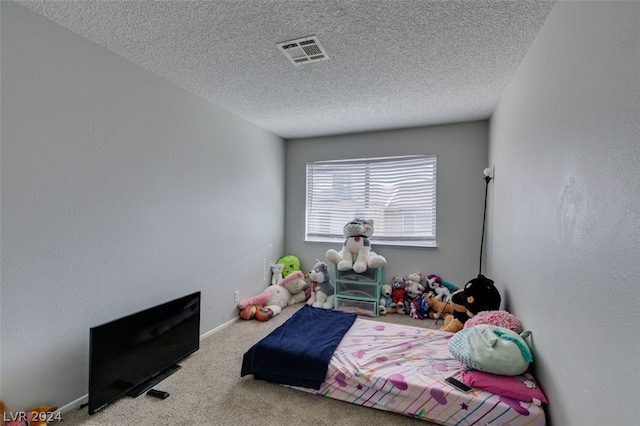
[60, 304, 443, 425]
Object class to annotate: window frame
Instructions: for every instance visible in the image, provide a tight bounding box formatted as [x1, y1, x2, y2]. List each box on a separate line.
[305, 154, 437, 248]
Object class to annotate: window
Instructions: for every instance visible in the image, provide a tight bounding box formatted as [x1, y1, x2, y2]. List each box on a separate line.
[306, 154, 437, 247]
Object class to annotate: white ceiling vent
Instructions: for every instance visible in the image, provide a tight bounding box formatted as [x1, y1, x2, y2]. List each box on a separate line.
[277, 35, 329, 66]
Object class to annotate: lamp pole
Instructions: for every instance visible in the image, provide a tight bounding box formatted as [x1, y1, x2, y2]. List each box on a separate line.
[479, 169, 492, 274]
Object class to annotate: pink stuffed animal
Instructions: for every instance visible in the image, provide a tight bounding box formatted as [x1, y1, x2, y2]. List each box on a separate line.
[238, 271, 307, 321]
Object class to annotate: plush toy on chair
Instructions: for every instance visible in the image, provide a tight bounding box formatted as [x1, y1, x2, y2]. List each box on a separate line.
[306, 259, 335, 309]
[440, 274, 501, 333]
[238, 270, 308, 321]
[326, 218, 386, 273]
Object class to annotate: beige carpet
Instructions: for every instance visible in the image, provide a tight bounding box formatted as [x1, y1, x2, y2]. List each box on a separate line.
[60, 304, 444, 425]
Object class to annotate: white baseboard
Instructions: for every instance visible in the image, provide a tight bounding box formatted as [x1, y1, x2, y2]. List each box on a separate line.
[58, 394, 88, 415]
[200, 316, 239, 340]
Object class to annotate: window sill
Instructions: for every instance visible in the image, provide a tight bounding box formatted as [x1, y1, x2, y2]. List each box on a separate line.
[305, 236, 437, 249]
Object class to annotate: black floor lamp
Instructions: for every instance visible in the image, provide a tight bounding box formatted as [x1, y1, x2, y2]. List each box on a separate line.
[435, 167, 493, 324]
[479, 167, 493, 275]
[436, 167, 494, 325]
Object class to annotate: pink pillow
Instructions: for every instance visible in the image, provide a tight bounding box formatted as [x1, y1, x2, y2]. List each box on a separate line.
[464, 310, 523, 333]
[460, 369, 548, 404]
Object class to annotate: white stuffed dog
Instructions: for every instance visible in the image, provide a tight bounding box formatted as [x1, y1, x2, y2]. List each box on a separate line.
[326, 218, 386, 273]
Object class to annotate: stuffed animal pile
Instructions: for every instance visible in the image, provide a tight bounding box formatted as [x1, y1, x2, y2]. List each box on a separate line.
[326, 218, 386, 273]
[306, 260, 335, 309]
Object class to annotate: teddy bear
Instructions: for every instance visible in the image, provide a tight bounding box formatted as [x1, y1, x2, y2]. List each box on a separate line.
[0, 401, 59, 426]
[390, 276, 407, 313]
[379, 283, 404, 315]
[306, 259, 335, 309]
[439, 274, 501, 333]
[238, 270, 308, 321]
[270, 263, 284, 285]
[326, 218, 386, 273]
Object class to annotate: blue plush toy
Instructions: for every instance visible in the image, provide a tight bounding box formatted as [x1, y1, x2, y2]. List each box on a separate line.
[408, 296, 430, 319]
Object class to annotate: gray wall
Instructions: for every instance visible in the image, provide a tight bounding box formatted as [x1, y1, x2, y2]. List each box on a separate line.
[488, 1, 640, 425]
[1, 2, 285, 410]
[285, 121, 489, 287]
[4, 1, 639, 423]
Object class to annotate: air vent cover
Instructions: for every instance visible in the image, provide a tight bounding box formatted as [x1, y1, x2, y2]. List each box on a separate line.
[277, 35, 329, 66]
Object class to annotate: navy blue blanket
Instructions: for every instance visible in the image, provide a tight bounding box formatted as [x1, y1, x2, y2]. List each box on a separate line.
[241, 305, 357, 389]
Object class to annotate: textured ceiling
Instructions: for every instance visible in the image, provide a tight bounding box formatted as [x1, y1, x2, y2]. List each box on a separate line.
[18, 0, 556, 139]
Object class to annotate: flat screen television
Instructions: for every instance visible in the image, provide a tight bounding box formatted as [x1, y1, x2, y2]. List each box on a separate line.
[88, 291, 201, 415]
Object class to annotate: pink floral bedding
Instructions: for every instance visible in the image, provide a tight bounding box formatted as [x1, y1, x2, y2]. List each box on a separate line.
[295, 318, 546, 426]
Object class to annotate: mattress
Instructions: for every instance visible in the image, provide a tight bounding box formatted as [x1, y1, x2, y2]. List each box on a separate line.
[293, 318, 546, 426]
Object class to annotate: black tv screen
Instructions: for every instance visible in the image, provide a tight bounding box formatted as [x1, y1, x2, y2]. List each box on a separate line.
[88, 291, 200, 415]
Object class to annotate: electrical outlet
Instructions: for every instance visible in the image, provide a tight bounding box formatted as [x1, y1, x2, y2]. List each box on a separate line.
[234, 290, 239, 302]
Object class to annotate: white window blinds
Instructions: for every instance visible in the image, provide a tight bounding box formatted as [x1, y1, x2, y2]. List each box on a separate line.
[306, 155, 437, 246]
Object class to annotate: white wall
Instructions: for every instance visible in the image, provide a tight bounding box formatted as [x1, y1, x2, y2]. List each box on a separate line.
[488, 1, 640, 425]
[1, 2, 285, 410]
[286, 121, 489, 287]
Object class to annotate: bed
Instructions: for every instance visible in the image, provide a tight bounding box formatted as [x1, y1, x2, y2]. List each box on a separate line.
[241, 305, 546, 426]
